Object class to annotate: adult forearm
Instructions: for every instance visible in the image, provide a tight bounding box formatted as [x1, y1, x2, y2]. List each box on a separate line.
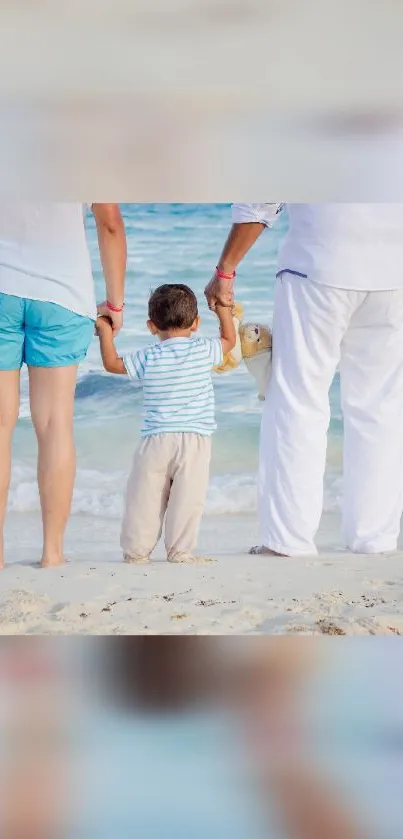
[217, 223, 265, 274]
[96, 216, 127, 307]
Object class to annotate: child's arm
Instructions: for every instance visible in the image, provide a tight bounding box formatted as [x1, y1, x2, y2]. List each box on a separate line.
[96, 316, 127, 374]
[216, 305, 237, 356]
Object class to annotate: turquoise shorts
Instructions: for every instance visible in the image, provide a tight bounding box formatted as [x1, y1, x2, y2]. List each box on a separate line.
[0, 293, 94, 370]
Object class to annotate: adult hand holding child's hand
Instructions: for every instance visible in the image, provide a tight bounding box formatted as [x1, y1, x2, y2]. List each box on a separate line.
[204, 270, 235, 312]
[97, 301, 123, 335]
[95, 314, 114, 337]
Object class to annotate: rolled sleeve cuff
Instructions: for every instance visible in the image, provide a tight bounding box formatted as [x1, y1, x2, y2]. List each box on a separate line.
[231, 203, 283, 228]
[210, 337, 224, 367]
[121, 353, 138, 380]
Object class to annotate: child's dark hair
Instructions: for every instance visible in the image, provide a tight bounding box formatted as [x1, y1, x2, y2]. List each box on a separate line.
[148, 284, 198, 331]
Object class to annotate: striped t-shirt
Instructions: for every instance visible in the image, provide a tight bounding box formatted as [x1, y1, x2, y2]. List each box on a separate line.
[122, 336, 223, 437]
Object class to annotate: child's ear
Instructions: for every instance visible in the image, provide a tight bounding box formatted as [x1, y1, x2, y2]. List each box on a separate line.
[190, 316, 201, 333]
[147, 319, 158, 335]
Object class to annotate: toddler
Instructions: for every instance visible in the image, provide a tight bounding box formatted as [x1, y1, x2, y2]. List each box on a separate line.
[96, 284, 235, 563]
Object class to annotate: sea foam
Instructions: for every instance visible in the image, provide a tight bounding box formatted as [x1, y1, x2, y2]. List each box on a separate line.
[8, 463, 342, 518]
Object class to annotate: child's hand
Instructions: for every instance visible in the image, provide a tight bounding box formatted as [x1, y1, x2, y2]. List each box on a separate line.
[96, 314, 125, 373]
[97, 301, 123, 336]
[95, 315, 113, 337]
[215, 305, 237, 355]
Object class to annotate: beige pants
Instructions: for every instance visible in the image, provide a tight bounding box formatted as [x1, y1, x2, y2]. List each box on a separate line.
[120, 433, 212, 560]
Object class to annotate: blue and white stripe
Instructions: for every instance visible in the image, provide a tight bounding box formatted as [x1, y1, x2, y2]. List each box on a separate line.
[123, 336, 223, 437]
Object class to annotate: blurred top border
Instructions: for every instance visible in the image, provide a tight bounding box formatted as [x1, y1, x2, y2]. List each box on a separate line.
[1, 0, 403, 199]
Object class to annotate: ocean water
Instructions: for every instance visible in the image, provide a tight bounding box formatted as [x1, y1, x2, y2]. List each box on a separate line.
[9, 204, 343, 520]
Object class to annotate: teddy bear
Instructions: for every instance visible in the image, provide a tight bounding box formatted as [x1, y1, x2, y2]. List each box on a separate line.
[214, 303, 272, 400]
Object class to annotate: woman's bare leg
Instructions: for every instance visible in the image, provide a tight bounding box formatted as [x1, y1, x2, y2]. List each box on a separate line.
[29, 366, 78, 568]
[0, 370, 20, 569]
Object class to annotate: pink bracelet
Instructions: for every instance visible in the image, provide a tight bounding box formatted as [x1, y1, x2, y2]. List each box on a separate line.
[106, 300, 125, 313]
[215, 267, 236, 280]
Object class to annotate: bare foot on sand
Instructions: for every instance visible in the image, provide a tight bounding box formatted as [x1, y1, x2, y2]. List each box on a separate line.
[123, 554, 150, 565]
[40, 555, 67, 569]
[249, 545, 289, 557]
[167, 553, 214, 564]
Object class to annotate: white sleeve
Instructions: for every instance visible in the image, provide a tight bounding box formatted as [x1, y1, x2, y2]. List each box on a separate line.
[231, 203, 285, 228]
[205, 337, 224, 367]
[122, 348, 146, 382]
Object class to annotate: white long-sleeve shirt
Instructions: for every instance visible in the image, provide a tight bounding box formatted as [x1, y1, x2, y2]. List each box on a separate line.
[232, 204, 403, 290]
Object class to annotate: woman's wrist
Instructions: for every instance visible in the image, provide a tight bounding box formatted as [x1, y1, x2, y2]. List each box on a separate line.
[106, 300, 125, 313]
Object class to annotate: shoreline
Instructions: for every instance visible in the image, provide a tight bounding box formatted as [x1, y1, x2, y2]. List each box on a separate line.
[2, 511, 403, 635]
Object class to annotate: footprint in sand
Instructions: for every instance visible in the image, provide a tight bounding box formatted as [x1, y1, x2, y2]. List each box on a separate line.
[306, 560, 334, 568]
[0, 590, 52, 630]
[49, 602, 68, 615]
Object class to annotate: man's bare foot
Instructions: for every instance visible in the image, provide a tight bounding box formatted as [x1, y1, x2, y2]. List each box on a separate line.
[123, 553, 150, 565]
[167, 553, 214, 564]
[249, 545, 289, 557]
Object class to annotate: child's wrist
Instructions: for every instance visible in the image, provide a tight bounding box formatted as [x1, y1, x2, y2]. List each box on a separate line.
[216, 302, 234, 312]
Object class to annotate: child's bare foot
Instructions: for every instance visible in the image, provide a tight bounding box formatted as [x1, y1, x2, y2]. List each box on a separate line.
[123, 553, 150, 565]
[249, 545, 289, 557]
[167, 553, 214, 564]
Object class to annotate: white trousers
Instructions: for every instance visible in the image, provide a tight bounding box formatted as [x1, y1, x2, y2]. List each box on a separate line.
[259, 274, 403, 555]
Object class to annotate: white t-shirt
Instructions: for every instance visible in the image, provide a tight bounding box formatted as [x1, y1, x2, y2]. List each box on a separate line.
[232, 203, 403, 291]
[0, 203, 97, 318]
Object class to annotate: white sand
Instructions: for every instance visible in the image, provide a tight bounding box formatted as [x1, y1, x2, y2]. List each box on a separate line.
[1, 511, 403, 635]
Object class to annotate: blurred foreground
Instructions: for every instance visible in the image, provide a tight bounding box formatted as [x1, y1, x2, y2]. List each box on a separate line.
[1, 0, 403, 197]
[0, 637, 402, 838]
